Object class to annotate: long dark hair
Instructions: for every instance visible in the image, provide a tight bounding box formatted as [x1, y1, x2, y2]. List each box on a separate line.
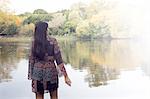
[32, 21, 48, 60]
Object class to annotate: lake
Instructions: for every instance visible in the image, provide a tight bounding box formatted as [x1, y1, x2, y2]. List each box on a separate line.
[0, 39, 150, 99]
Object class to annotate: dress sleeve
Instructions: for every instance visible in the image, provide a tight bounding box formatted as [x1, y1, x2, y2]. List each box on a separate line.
[28, 42, 34, 80]
[53, 38, 67, 76]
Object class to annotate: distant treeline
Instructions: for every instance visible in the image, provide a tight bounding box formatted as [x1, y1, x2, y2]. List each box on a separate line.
[0, 0, 125, 39]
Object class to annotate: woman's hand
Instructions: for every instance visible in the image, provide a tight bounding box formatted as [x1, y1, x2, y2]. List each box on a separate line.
[64, 75, 71, 86]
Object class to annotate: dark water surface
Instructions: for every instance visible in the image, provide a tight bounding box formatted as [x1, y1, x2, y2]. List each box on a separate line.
[0, 39, 150, 99]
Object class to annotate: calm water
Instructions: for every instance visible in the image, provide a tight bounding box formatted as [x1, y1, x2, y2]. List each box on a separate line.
[0, 39, 150, 99]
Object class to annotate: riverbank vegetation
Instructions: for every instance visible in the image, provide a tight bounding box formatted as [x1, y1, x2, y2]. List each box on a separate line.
[0, 0, 130, 41]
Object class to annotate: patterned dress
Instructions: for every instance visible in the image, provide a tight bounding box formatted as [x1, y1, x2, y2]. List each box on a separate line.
[28, 36, 67, 93]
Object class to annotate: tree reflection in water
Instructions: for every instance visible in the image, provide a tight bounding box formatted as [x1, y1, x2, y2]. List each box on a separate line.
[85, 64, 119, 87]
[0, 40, 138, 88]
[0, 42, 29, 83]
[59, 40, 120, 87]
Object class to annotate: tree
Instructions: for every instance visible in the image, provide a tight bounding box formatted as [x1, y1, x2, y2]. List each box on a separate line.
[23, 14, 53, 24]
[18, 23, 35, 36]
[18, 12, 32, 17]
[33, 9, 48, 14]
[71, 2, 88, 19]
[0, 10, 19, 35]
[2, 23, 18, 35]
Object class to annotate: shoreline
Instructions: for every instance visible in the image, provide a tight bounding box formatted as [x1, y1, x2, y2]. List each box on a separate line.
[0, 37, 32, 43]
[0, 36, 132, 43]
[0, 36, 75, 43]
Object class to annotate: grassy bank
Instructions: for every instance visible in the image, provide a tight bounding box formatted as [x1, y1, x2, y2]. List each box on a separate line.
[0, 37, 32, 42]
[53, 35, 76, 41]
[0, 35, 75, 43]
[0, 36, 131, 43]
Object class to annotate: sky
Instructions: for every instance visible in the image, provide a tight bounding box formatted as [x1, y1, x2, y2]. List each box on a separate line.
[7, 0, 149, 15]
[7, 0, 150, 20]
[8, 0, 91, 14]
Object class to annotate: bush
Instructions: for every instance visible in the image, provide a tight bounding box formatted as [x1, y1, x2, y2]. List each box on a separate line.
[18, 23, 35, 36]
[0, 23, 18, 35]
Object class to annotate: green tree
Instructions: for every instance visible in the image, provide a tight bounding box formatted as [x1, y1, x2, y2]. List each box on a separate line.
[23, 14, 53, 24]
[33, 9, 48, 14]
[18, 12, 32, 17]
[1, 23, 18, 35]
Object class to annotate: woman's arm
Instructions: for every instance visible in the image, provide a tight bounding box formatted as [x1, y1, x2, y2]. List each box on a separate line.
[53, 38, 71, 86]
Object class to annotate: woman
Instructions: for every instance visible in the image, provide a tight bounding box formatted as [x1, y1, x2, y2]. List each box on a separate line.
[28, 21, 71, 99]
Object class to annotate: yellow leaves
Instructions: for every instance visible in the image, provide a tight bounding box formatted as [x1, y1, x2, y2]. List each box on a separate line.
[15, 17, 22, 26]
[0, 10, 19, 25]
[0, 11, 6, 21]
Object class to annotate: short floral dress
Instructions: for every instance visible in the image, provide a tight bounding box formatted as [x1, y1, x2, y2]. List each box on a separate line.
[28, 37, 67, 93]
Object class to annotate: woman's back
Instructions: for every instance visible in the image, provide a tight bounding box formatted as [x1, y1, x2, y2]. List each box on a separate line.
[28, 21, 71, 99]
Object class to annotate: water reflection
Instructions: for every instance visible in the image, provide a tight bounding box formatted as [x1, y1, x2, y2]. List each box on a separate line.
[85, 64, 119, 87]
[59, 40, 111, 70]
[59, 40, 143, 87]
[59, 40, 120, 87]
[0, 40, 147, 87]
[0, 43, 29, 82]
